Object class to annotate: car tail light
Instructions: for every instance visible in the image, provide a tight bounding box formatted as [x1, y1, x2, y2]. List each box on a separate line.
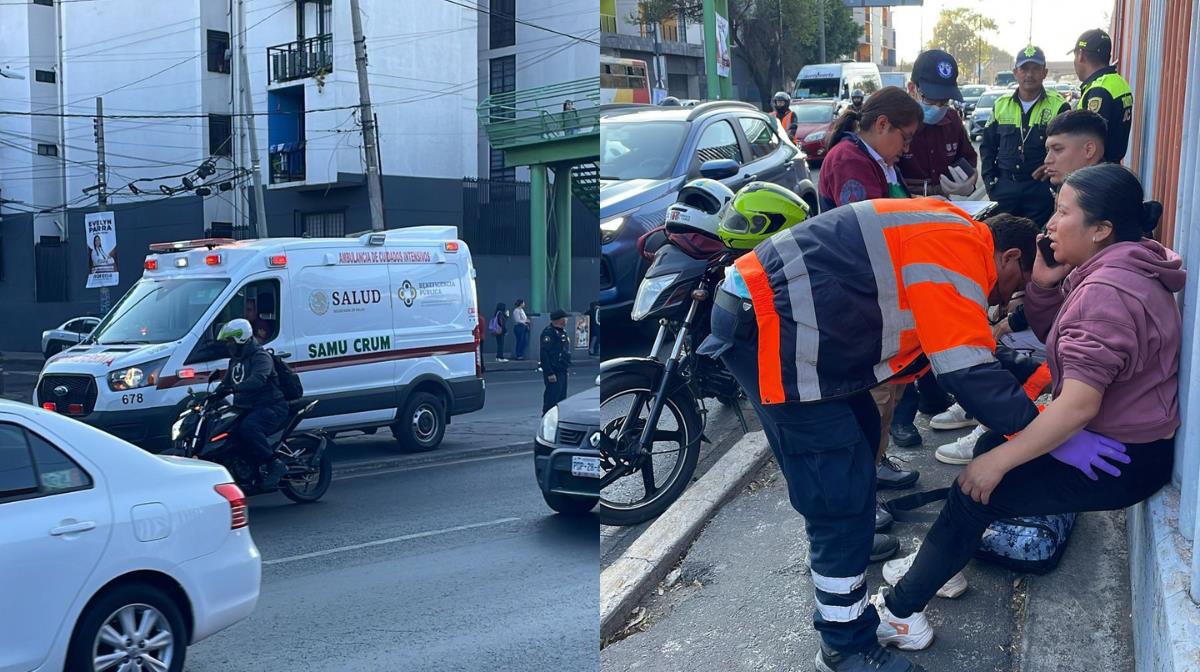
[144, 258, 158, 271]
[41, 402, 56, 411]
[214, 483, 248, 529]
[444, 241, 460, 253]
[68, 403, 84, 414]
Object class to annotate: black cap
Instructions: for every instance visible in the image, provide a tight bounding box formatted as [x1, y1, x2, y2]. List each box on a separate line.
[1015, 45, 1047, 68]
[550, 309, 569, 320]
[1070, 29, 1112, 61]
[911, 49, 963, 101]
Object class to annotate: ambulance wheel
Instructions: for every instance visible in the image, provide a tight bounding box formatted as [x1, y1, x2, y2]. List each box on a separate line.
[394, 391, 446, 452]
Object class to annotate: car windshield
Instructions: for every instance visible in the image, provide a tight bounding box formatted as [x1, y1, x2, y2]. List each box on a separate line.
[600, 120, 689, 180]
[793, 78, 841, 99]
[961, 86, 988, 99]
[976, 93, 1002, 108]
[792, 104, 835, 123]
[91, 277, 230, 345]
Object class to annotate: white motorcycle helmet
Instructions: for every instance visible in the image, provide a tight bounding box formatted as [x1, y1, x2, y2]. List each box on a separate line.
[664, 178, 736, 238]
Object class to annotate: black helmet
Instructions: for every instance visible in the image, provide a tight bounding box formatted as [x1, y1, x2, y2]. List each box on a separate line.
[851, 88, 864, 101]
[773, 91, 792, 105]
[659, 96, 681, 107]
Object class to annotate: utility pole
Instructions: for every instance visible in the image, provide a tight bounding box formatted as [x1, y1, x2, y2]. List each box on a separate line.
[237, 0, 268, 239]
[350, 0, 386, 232]
[818, 0, 827, 63]
[94, 97, 110, 313]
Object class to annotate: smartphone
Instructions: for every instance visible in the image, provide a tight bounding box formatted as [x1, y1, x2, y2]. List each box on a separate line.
[1037, 236, 1061, 267]
[951, 157, 977, 178]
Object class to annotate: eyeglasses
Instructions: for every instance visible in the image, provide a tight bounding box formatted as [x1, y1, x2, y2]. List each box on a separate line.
[894, 125, 915, 147]
[919, 95, 949, 107]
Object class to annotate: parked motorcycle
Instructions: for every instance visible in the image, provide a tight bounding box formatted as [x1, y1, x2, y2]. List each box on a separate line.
[598, 240, 748, 526]
[167, 390, 332, 503]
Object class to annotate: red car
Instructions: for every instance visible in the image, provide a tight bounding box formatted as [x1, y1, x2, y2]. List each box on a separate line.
[791, 100, 839, 166]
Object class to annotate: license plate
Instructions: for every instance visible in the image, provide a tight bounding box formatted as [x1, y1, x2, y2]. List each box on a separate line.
[571, 456, 603, 479]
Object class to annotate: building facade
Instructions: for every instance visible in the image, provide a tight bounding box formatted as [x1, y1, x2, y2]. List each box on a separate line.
[852, 6, 897, 70]
[599, 0, 705, 100]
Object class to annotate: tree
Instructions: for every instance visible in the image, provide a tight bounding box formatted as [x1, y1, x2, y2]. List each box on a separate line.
[633, 0, 860, 108]
[926, 7, 999, 85]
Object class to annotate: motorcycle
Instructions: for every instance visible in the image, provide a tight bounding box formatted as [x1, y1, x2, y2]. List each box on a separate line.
[598, 239, 748, 526]
[167, 389, 333, 503]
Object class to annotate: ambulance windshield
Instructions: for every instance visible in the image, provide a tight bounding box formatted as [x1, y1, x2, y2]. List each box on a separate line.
[92, 278, 230, 345]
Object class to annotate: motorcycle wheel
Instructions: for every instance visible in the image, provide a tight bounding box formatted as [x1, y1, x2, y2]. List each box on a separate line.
[598, 371, 702, 527]
[280, 453, 332, 504]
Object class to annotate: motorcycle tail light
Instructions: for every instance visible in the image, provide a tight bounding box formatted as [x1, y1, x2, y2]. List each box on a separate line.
[214, 483, 248, 529]
[211, 432, 229, 443]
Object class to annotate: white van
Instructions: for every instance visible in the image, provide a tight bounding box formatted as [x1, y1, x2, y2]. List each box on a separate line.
[34, 227, 484, 452]
[793, 62, 883, 103]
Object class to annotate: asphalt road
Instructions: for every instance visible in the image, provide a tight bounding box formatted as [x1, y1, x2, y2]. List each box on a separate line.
[186, 448, 599, 672]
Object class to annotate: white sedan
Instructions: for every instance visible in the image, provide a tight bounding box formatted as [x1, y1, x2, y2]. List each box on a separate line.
[41, 316, 100, 359]
[0, 401, 261, 672]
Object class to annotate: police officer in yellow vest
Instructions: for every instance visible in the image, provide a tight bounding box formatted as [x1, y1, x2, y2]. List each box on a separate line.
[1071, 29, 1133, 163]
[981, 46, 1069, 228]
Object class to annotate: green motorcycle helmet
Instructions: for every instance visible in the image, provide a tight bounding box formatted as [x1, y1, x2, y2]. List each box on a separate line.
[718, 182, 810, 249]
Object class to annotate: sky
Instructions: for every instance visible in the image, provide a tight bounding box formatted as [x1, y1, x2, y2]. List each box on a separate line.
[891, 0, 1114, 65]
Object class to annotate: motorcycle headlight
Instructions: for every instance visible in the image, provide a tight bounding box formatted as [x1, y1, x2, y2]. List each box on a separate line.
[539, 405, 559, 444]
[631, 272, 680, 322]
[108, 358, 168, 391]
[601, 216, 627, 245]
[804, 130, 826, 143]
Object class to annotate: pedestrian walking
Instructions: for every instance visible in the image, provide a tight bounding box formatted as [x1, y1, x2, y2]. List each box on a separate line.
[512, 299, 531, 360]
[489, 303, 509, 362]
[588, 301, 600, 357]
[540, 309, 572, 414]
[818, 87, 921, 211]
[1071, 29, 1133, 163]
[981, 45, 1070, 228]
[698, 197, 1043, 672]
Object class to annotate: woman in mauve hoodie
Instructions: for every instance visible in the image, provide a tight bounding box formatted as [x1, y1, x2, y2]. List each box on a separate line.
[876, 165, 1184, 648]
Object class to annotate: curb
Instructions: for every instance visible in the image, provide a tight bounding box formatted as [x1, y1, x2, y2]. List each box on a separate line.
[331, 440, 530, 478]
[599, 431, 772, 642]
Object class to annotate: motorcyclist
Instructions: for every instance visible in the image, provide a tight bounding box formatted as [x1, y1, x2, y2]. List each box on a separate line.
[216, 318, 289, 489]
[850, 88, 865, 112]
[771, 91, 798, 142]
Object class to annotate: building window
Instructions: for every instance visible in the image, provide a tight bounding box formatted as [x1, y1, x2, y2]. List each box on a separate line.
[490, 0, 515, 49]
[34, 69, 55, 83]
[207, 30, 231, 74]
[36, 144, 57, 157]
[33, 0, 52, 6]
[302, 211, 345, 238]
[489, 148, 515, 182]
[489, 55, 516, 95]
[208, 114, 232, 157]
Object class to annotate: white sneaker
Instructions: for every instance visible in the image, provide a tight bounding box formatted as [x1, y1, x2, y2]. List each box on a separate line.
[929, 403, 978, 430]
[935, 425, 986, 465]
[871, 588, 935, 651]
[882, 552, 968, 599]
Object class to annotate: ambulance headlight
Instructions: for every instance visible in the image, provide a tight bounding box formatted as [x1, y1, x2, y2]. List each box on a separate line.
[539, 406, 559, 444]
[108, 358, 168, 391]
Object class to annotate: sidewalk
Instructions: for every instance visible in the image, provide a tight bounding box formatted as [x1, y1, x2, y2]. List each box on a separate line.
[601, 417, 1134, 672]
[482, 349, 598, 373]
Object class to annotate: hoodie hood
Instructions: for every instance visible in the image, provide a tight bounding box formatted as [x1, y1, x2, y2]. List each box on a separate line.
[1066, 239, 1186, 295]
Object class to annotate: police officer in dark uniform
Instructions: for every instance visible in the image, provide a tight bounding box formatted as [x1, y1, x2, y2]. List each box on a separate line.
[1071, 28, 1133, 163]
[981, 45, 1070, 228]
[540, 309, 572, 413]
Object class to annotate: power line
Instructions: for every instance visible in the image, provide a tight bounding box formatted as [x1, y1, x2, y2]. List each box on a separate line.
[439, 0, 599, 46]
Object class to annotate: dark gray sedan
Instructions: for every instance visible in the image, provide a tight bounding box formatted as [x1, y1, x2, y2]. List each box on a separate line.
[534, 386, 600, 515]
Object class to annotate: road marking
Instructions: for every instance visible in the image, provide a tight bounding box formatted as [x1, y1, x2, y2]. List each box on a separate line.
[334, 450, 532, 481]
[263, 517, 522, 566]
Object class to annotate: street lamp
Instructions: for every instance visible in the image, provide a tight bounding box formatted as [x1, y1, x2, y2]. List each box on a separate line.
[0, 66, 26, 80]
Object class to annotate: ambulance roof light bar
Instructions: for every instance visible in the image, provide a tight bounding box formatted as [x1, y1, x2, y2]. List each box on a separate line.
[147, 238, 236, 253]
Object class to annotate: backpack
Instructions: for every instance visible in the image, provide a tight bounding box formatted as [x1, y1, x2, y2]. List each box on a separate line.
[488, 314, 503, 335]
[885, 488, 1077, 575]
[270, 352, 304, 401]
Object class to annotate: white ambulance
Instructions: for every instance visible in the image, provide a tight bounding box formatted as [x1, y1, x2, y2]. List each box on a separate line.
[34, 228, 485, 452]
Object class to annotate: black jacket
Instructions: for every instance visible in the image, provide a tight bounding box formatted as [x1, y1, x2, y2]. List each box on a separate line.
[539, 325, 572, 375]
[219, 340, 284, 408]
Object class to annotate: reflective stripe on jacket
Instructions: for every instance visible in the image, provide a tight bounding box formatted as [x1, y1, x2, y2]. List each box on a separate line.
[733, 197, 998, 405]
[1076, 67, 1133, 162]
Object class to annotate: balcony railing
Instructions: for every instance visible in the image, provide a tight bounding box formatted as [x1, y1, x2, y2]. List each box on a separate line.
[269, 142, 306, 184]
[478, 78, 600, 151]
[268, 34, 332, 85]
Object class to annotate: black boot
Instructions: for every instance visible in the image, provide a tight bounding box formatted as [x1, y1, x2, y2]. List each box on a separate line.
[260, 458, 287, 490]
[876, 455, 919, 490]
[815, 644, 927, 672]
[870, 533, 899, 562]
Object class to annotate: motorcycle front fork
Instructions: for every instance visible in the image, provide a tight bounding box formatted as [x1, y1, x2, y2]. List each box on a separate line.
[624, 298, 700, 456]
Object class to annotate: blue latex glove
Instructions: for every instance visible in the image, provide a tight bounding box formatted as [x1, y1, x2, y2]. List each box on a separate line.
[1049, 429, 1131, 480]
